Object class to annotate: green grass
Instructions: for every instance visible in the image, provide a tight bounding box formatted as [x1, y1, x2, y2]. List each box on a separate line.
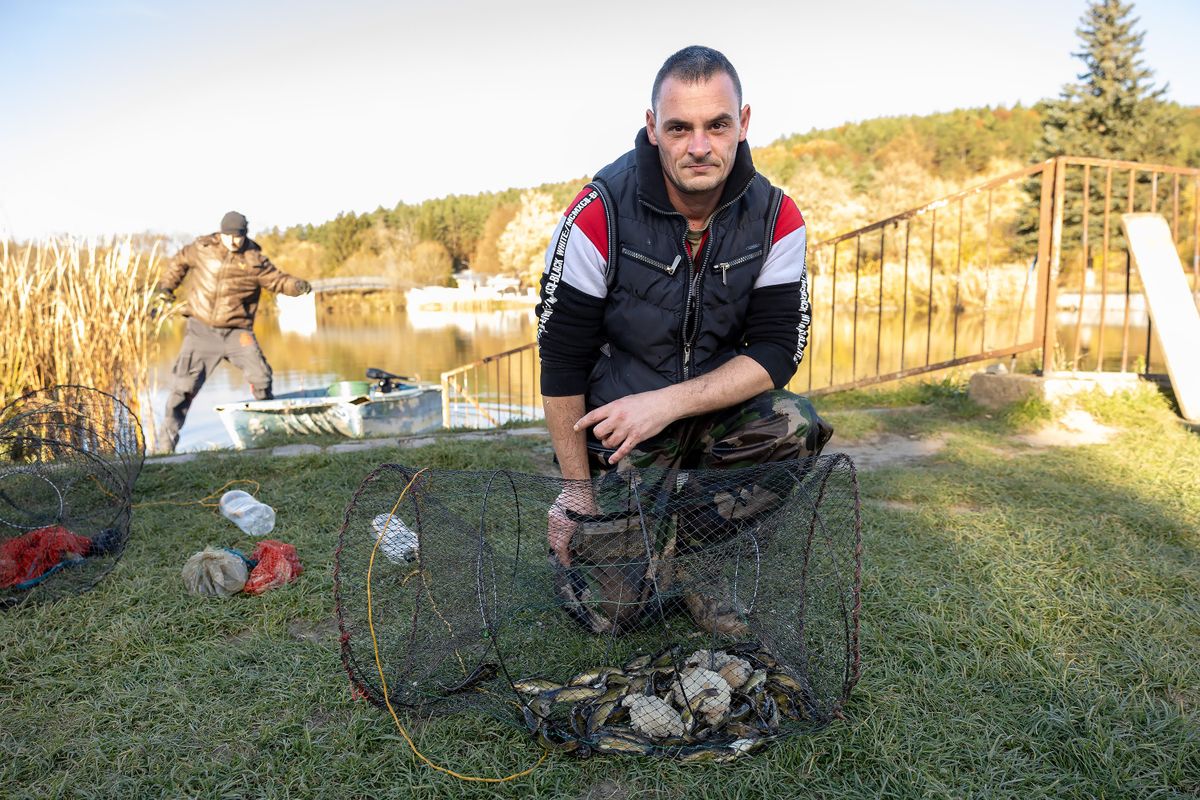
[816, 376, 975, 411]
[999, 393, 1056, 429]
[2, 387, 1198, 798]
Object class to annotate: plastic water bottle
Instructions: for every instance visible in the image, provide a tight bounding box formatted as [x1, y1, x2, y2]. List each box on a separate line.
[371, 513, 419, 563]
[219, 490, 276, 536]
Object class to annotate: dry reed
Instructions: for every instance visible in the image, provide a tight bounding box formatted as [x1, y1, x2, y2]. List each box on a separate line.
[0, 237, 168, 447]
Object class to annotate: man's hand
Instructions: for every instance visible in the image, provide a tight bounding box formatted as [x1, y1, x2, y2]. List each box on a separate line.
[574, 389, 678, 465]
[149, 287, 173, 320]
[295, 279, 313, 295]
[548, 485, 597, 567]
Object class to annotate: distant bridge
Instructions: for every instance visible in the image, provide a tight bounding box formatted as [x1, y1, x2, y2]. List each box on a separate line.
[310, 276, 401, 294]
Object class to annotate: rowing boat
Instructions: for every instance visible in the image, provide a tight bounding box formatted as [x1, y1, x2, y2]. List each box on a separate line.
[214, 377, 441, 449]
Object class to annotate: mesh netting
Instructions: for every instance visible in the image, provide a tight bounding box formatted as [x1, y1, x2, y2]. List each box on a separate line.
[0, 385, 144, 607]
[335, 456, 861, 760]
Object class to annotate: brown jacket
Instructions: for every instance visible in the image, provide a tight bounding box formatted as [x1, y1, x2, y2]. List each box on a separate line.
[158, 234, 307, 329]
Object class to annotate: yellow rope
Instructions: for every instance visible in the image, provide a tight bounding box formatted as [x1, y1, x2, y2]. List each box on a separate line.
[131, 479, 261, 510]
[89, 474, 261, 511]
[366, 467, 546, 784]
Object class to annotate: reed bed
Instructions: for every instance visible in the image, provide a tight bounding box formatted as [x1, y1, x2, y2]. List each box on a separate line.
[0, 237, 167, 446]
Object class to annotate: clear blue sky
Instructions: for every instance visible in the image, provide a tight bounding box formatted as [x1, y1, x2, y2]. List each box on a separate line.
[1, 0, 1196, 238]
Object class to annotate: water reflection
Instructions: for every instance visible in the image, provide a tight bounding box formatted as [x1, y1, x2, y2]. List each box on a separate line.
[152, 304, 1162, 451]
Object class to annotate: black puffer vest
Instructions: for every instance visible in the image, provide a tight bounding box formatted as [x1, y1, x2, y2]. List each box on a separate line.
[585, 130, 784, 409]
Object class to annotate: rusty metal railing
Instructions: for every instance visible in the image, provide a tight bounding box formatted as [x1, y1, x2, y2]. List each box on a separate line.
[1050, 157, 1200, 373]
[792, 161, 1050, 394]
[791, 155, 1200, 395]
[440, 342, 542, 429]
[443, 156, 1199, 427]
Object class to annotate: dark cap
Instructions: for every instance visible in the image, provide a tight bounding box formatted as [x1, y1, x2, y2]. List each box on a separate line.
[220, 211, 248, 236]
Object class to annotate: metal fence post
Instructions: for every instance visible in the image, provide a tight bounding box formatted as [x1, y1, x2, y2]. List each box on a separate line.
[1032, 161, 1055, 353]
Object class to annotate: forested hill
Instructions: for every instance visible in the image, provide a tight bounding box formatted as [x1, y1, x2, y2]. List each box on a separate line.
[258, 103, 1200, 289]
[757, 105, 1044, 184]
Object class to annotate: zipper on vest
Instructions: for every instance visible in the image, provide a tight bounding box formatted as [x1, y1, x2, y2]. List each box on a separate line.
[592, 181, 619, 289]
[679, 225, 699, 380]
[712, 247, 764, 285]
[620, 246, 680, 275]
[763, 188, 784, 258]
[681, 236, 712, 379]
[214, 245, 232, 321]
[679, 176, 758, 379]
[681, 266, 704, 380]
[638, 171, 758, 382]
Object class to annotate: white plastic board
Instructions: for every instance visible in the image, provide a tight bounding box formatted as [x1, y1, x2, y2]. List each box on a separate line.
[276, 291, 318, 336]
[1120, 213, 1200, 421]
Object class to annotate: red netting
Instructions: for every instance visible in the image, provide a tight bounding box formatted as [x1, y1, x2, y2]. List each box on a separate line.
[244, 539, 303, 595]
[1, 385, 144, 607]
[0, 525, 92, 588]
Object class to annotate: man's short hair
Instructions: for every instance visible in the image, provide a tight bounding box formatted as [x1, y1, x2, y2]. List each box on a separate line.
[651, 46, 743, 112]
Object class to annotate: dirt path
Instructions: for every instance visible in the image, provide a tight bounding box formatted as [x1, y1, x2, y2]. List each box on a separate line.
[825, 408, 1120, 470]
[146, 409, 1120, 473]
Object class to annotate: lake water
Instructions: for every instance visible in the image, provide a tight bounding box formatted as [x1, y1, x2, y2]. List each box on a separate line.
[151, 304, 1160, 452]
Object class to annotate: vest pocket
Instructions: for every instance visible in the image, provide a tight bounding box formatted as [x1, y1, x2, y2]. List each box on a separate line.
[711, 247, 763, 286]
[620, 246, 681, 276]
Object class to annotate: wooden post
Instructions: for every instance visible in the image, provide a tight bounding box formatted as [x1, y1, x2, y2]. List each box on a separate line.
[1036, 158, 1066, 375]
[440, 372, 452, 429]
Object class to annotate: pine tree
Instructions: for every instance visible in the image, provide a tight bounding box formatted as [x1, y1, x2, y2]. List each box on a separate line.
[1040, 0, 1175, 162]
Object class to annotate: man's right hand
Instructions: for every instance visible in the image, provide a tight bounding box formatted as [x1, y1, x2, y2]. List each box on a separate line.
[548, 484, 597, 567]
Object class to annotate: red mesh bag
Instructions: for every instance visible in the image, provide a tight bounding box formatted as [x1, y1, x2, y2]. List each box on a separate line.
[243, 539, 303, 595]
[0, 526, 93, 589]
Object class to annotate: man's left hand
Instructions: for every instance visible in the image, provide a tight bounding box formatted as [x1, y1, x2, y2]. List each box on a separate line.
[149, 287, 173, 320]
[574, 390, 677, 465]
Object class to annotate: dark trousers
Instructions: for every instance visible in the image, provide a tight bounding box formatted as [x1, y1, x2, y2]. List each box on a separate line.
[161, 318, 274, 452]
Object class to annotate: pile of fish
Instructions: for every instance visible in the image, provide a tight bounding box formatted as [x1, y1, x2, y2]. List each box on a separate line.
[513, 642, 812, 761]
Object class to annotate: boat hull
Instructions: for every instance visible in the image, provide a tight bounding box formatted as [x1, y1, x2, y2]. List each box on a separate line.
[214, 385, 442, 449]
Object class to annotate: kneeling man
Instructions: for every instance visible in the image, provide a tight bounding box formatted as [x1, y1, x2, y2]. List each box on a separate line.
[536, 46, 832, 633]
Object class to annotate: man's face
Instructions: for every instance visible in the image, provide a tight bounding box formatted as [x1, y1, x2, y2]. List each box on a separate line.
[219, 233, 245, 251]
[646, 73, 750, 199]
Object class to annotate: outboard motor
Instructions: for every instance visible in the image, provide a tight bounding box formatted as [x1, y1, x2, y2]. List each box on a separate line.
[365, 367, 410, 394]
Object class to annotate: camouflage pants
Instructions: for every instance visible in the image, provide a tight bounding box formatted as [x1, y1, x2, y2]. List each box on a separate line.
[586, 389, 833, 474]
[567, 391, 833, 636]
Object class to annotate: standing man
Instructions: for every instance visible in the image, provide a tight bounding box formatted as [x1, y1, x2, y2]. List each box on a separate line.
[156, 211, 311, 453]
[536, 46, 832, 633]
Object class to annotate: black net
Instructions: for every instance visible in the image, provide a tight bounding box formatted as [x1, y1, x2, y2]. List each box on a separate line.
[335, 456, 860, 761]
[0, 385, 144, 607]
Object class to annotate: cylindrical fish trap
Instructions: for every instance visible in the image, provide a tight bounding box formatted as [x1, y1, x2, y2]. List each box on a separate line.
[335, 456, 860, 760]
[0, 386, 145, 607]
